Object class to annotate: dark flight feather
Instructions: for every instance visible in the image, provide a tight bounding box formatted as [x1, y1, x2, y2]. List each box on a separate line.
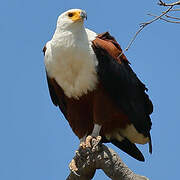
[111, 138, 145, 161]
[46, 73, 67, 118]
[92, 32, 153, 152]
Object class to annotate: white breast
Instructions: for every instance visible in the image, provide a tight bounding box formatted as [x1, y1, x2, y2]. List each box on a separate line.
[45, 28, 98, 99]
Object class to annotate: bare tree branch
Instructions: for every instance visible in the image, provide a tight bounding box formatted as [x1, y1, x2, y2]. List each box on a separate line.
[165, 14, 180, 20]
[66, 137, 149, 180]
[158, 0, 180, 6]
[139, 7, 174, 27]
[172, 8, 180, 11]
[163, 8, 180, 12]
[119, 1, 180, 58]
[118, 5, 173, 58]
[148, 13, 180, 23]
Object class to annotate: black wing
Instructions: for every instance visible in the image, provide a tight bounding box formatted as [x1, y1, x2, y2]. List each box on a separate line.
[92, 32, 153, 153]
[45, 72, 67, 118]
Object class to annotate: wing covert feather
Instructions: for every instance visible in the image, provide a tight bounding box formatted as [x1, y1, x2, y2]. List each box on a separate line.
[92, 32, 153, 137]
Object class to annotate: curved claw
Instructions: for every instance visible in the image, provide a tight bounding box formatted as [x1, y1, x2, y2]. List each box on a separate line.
[71, 170, 80, 177]
[69, 159, 80, 176]
[80, 135, 102, 151]
[92, 136, 102, 152]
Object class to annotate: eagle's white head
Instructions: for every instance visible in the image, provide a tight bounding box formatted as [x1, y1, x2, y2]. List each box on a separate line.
[47, 9, 98, 99]
[56, 9, 87, 31]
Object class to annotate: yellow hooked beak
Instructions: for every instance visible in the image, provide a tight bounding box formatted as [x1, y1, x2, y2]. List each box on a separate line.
[68, 10, 87, 22]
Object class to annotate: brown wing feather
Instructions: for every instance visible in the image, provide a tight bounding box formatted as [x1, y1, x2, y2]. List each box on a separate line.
[96, 32, 129, 64]
[92, 32, 153, 153]
[46, 74, 67, 118]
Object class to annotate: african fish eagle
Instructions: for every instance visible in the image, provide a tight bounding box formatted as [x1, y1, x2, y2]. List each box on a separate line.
[43, 9, 153, 162]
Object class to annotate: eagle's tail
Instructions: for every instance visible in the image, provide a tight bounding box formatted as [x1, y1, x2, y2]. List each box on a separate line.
[111, 138, 145, 162]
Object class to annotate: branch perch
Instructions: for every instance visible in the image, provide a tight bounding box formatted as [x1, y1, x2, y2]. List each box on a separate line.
[66, 137, 149, 180]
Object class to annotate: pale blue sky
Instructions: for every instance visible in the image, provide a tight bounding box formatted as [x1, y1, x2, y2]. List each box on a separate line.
[1, 0, 180, 179]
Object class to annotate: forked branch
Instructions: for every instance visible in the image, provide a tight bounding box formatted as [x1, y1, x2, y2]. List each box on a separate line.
[158, 0, 180, 6]
[119, 0, 180, 58]
[66, 137, 149, 180]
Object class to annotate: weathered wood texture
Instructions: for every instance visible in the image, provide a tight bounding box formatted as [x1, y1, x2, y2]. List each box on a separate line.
[66, 138, 149, 180]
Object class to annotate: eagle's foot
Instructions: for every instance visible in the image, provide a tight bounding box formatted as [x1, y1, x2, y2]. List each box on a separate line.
[78, 135, 102, 162]
[69, 136, 102, 176]
[69, 159, 80, 176]
[91, 135, 102, 152]
[80, 135, 92, 149]
[80, 135, 102, 152]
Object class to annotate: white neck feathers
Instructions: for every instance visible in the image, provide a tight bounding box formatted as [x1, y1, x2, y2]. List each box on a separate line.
[45, 27, 98, 99]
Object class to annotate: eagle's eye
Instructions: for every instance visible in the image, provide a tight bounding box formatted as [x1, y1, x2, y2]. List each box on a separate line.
[68, 12, 74, 17]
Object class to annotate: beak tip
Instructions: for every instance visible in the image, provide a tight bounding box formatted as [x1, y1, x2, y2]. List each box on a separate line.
[80, 10, 87, 20]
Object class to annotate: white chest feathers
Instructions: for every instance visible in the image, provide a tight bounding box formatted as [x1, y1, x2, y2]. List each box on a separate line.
[45, 31, 98, 99]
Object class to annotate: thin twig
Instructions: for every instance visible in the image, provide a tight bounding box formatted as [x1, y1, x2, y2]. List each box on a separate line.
[139, 6, 173, 27]
[163, 8, 180, 12]
[118, 27, 144, 58]
[118, 6, 173, 58]
[165, 14, 180, 20]
[118, 1, 180, 58]
[158, 0, 180, 6]
[148, 13, 180, 23]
